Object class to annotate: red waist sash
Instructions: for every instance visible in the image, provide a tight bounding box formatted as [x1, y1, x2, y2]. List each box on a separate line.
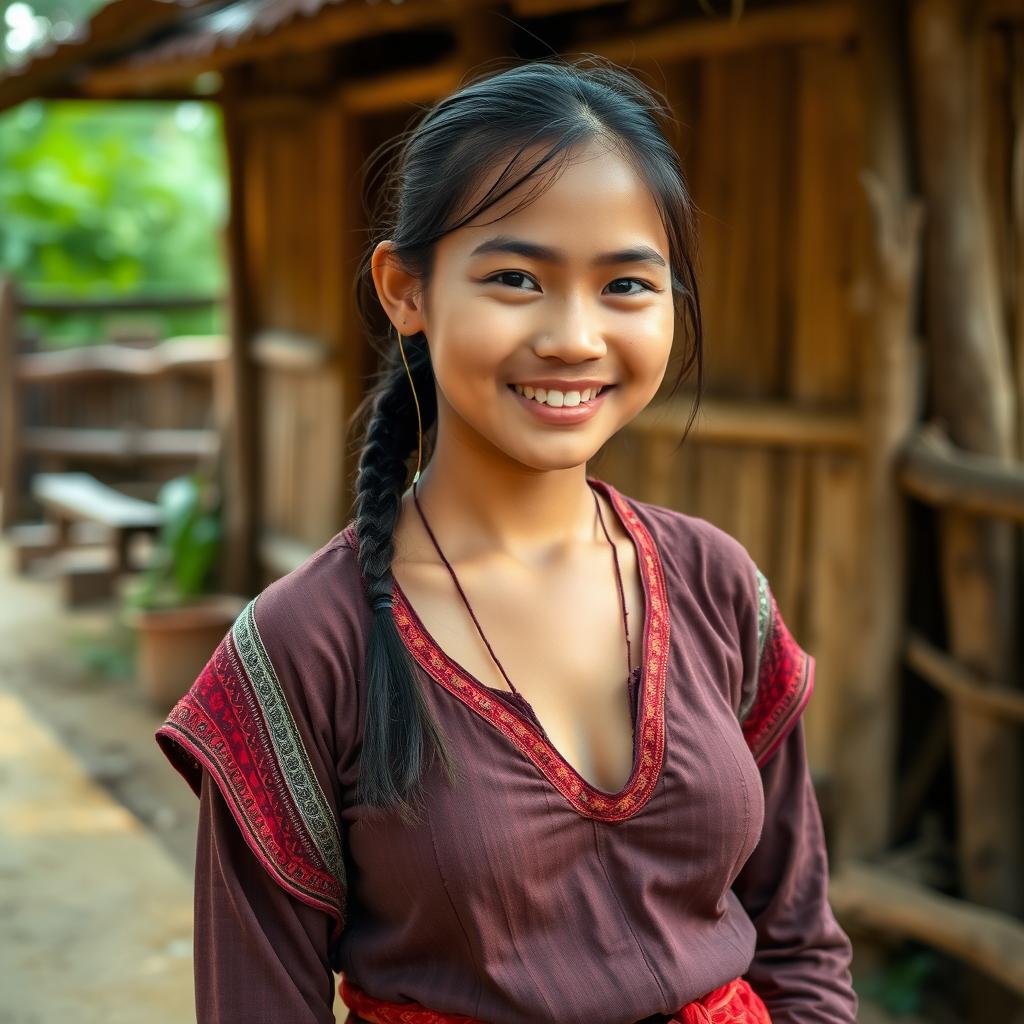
[339, 974, 772, 1024]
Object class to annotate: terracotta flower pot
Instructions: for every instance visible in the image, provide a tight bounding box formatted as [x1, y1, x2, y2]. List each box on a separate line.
[126, 594, 248, 712]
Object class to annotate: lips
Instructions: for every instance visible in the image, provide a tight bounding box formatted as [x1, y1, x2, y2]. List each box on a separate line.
[506, 382, 613, 425]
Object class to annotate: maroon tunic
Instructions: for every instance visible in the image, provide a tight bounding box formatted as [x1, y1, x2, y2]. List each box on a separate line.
[156, 477, 858, 1024]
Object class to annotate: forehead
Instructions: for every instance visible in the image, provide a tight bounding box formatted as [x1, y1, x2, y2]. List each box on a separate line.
[438, 138, 669, 264]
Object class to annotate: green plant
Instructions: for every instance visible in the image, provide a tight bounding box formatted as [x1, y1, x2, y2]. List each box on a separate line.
[122, 471, 222, 611]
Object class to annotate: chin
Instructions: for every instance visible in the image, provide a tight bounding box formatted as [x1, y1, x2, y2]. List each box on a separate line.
[498, 440, 608, 475]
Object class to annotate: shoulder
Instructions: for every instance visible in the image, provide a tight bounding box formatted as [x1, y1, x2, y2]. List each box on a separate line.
[250, 523, 370, 686]
[618, 489, 758, 611]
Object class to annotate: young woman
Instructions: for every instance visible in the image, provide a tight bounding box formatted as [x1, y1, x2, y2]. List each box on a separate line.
[156, 55, 858, 1024]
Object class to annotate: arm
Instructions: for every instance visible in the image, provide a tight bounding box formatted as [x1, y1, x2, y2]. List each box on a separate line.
[195, 771, 339, 1024]
[731, 718, 857, 1023]
[156, 594, 349, 1024]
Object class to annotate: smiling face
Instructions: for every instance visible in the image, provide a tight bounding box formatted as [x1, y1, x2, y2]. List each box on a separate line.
[383, 136, 676, 477]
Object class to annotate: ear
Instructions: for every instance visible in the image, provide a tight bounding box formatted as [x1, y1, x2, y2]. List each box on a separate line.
[371, 240, 427, 335]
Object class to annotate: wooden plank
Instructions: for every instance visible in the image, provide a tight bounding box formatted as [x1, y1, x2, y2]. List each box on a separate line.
[17, 337, 228, 382]
[628, 396, 863, 450]
[802, 452, 862, 773]
[22, 428, 218, 461]
[219, 73, 260, 596]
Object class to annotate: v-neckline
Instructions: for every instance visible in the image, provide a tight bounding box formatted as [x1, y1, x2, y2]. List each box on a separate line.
[347, 476, 670, 822]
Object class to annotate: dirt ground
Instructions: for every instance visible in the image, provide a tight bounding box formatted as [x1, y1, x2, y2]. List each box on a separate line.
[0, 535, 351, 1022]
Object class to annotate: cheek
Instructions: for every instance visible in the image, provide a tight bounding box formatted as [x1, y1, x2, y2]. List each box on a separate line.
[623, 311, 675, 381]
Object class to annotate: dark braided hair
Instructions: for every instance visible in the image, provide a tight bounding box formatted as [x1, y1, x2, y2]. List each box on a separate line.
[348, 53, 705, 823]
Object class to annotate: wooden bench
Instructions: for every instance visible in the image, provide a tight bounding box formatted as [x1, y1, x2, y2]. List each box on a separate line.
[30, 472, 164, 604]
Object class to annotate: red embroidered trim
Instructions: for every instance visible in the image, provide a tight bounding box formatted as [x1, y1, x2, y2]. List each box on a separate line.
[349, 477, 669, 822]
[155, 627, 346, 941]
[741, 591, 814, 768]
[339, 973, 772, 1023]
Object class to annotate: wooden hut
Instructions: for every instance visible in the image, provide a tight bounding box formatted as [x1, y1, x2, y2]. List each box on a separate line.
[2, 0, 1022, 1014]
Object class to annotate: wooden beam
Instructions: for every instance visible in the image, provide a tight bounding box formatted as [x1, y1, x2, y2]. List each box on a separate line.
[910, 0, 1023, 925]
[219, 73, 260, 597]
[829, 860, 1024, 996]
[80, 0, 455, 98]
[23, 428, 219, 462]
[899, 421, 1024, 522]
[906, 631, 1024, 724]
[626, 395, 864, 451]
[17, 337, 228, 382]
[590, 2, 859, 65]
[337, 61, 463, 116]
[832, 0, 925, 862]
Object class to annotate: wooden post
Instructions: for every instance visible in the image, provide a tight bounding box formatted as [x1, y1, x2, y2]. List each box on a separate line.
[218, 73, 260, 596]
[836, 0, 925, 861]
[910, 0, 1022, 953]
[0, 276, 22, 530]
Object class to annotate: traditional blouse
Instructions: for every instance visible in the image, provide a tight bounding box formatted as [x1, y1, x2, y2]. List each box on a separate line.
[156, 477, 858, 1024]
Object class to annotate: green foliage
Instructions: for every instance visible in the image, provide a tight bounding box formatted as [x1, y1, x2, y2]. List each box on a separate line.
[0, 95, 228, 345]
[122, 472, 223, 611]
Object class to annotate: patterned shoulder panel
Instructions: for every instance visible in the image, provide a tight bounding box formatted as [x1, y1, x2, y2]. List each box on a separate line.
[737, 567, 815, 768]
[155, 597, 346, 943]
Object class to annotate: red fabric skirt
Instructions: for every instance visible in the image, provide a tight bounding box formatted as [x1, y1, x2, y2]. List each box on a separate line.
[339, 974, 772, 1024]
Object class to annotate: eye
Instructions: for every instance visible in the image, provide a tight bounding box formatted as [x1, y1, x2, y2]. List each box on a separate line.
[606, 278, 659, 296]
[483, 272, 660, 295]
[484, 271, 541, 291]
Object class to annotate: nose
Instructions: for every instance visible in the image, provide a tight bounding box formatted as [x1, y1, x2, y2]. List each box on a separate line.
[532, 302, 608, 362]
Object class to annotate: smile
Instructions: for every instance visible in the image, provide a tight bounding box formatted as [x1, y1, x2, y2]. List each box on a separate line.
[509, 383, 610, 407]
[506, 383, 614, 425]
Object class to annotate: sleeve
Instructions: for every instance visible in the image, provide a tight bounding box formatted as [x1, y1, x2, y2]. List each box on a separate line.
[154, 595, 348, 1023]
[194, 770, 339, 1023]
[732, 566, 859, 1023]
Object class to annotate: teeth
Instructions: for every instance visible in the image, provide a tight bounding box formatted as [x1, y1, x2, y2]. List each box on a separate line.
[512, 384, 604, 407]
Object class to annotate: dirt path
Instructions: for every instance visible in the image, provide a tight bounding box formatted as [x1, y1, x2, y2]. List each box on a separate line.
[0, 535, 351, 1022]
[0, 538, 197, 1023]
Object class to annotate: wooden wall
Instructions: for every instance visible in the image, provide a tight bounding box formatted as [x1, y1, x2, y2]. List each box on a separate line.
[597, 17, 868, 777]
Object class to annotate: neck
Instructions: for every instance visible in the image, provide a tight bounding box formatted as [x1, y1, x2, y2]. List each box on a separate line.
[404, 440, 602, 570]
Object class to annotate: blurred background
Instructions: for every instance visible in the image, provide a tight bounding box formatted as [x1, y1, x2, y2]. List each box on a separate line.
[0, 1, 1022, 1022]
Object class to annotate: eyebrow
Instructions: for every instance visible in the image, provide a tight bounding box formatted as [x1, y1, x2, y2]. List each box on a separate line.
[468, 235, 667, 269]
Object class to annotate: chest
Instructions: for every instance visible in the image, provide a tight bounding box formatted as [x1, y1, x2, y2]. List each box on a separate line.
[391, 521, 646, 795]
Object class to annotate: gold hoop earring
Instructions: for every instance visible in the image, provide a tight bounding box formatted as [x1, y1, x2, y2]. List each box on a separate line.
[396, 324, 424, 484]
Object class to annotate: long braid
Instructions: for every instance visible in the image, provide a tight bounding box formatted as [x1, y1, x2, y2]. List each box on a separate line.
[350, 335, 460, 823]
